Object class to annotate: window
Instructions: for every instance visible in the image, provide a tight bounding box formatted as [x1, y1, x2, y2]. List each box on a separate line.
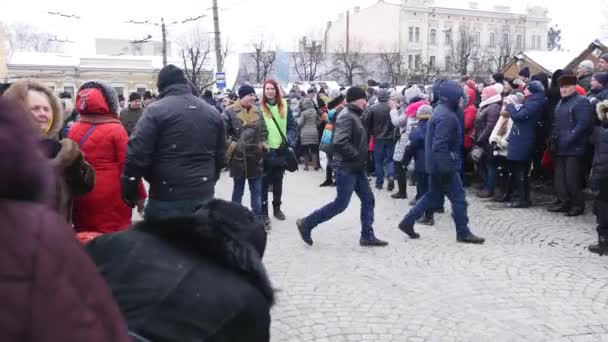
[430, 56, 436, 68]
[415, 27, 420, 42]
[502, 33, 509, 47]
[445, 30, 452, 46]
[415, 55, 421, 69]
[430, 29, 437, 45]
[63, 86, 74, 97]
[409, 27, 414, 42]
[137, 87, 146, 95]
[114, 87, 124, 98]
[445, 56, 452, 71]
[473, 58, 481, 72]
[537, 36, 541, 50]
[474, 32, 481, 47]
[516, 35, 522, 49]
[408, 55, 414, 69]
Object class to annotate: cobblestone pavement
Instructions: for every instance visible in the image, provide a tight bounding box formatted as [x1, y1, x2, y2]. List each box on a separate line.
[214, 170, 608, 342]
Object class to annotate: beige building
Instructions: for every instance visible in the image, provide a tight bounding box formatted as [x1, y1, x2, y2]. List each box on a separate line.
[325, 0, 551, 74]
[0, 24, 7, 79]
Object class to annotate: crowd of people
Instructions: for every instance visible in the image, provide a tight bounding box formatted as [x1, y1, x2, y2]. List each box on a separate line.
[1, 51, 608, 340]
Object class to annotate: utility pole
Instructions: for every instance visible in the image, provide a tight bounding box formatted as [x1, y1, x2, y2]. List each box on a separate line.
[346, 10, 350, 54]
[161, 18, 167, 66]
[212, 0, 223, 73]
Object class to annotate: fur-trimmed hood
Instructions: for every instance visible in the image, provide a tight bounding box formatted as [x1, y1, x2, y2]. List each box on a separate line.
[136, 199, 274, 305]
[598, 100, 608, 122]
[77, 80, 120, 115]
[3, 79, 63, 138]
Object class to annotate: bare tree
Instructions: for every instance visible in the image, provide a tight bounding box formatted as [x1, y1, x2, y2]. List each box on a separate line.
[412, 63, 440, 85]
[378, 50, 407, 86]
[485, 33, 514, 73]
[292, 36, 325, 81]
[179, 28, 215, 94]
[218, 38, 231, 72]
[450, 26, 480, 76]
[333, 42, 367, 86]
[250, 37, 276, 83]
[5, 23, 64, 53]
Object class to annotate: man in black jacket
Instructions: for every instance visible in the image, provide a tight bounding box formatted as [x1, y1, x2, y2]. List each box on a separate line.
[297, 87, 388, 247]
[122, 65, 226, 221]
[366, 88, 396, 191]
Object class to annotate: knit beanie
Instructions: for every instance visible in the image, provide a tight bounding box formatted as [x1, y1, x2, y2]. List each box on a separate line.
[157, 64, 188, 92]
[403, 86, 423, 104]
[519, 67, 530, 79]
[238, 85, 256, 99]
[346, 86, 367, 103]
[601, 53, 608, 63]
[526, 80, 545, 94]
[593, 72, 608, 87]
[579, 60, 595, 73]
[482, 86, 499, 99]
[416, 104, 433, 120]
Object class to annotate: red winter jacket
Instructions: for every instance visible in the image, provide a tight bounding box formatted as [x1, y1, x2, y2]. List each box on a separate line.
[463, 88, 477, 150]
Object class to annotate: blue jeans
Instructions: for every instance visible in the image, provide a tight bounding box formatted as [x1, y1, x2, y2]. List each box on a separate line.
[232, 177, 262, 216]
[303, 169, 375, 238]
[374, 141, 395, 187]
[400, 172, 472, 238]
[484, 159, 498, 193]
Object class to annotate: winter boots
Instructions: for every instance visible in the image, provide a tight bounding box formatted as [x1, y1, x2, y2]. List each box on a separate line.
[589, 228, 608, 256]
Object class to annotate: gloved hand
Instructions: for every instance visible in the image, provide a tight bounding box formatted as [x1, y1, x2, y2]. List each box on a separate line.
[121, 174, 139, 208]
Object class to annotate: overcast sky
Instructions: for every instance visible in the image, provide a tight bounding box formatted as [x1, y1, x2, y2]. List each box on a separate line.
[1, 0, 605, 54]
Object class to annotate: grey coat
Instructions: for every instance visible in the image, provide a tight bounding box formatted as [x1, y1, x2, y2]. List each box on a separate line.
[298, 100, 320, 146]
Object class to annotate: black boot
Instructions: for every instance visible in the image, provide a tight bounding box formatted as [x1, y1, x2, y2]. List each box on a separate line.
[589, 228, 608, 255]
[416, 211, 435, 226]
[548, 203, 570, 213]
[387, 177, 395, 192]
[296, 218, 313, 246]
[360, 233, 389, 247]
[398, 222, 420, 239]
[273, 206, 286, 221]
[457, 233, 485, 244]
[320, 167, 334, 187]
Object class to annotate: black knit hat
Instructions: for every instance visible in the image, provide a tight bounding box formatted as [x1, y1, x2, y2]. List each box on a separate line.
[129, 92, 141, 102]
[238, 85, 256, 99]
[157, 64, 188, 91]
[593, 72, 608, 87]
[519, 67, 530, 79]
[492, 73, 505, 85]
[346, 86, 367, 103]
[601, 53, 608, 63]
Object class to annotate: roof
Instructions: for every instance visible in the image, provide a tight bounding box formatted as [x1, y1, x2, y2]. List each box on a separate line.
[7, 52, 180, 71]
[8, 52, 79, 68]
[518, 50, 578, 73]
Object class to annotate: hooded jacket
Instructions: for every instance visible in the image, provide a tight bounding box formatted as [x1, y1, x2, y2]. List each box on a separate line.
[474, 95, 502, 150]
[332, 103, 369, 172]
[506, 91, 547, 161]
[463, 87, 477, 150]
[85, 199, 273, 342]
[298, 98, 320, 146]
[366, 89, 395, 142]
[0, 97, 130, 342]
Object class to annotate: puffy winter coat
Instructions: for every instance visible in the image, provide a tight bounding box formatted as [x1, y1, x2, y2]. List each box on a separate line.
[86, 199, 273, 342]
[552, 94, 594, 157]
[588, 87, 608, 107]
[402, 119, 428, 173]
[474, 97, 502, 156]
[506, 92, 547, 161]
[393, 99, 428, 162]
[366, 90, 395, 142]
[463, 88, 477, 150]
[332, 104, 369, 172]
[298, 99, 320, 146]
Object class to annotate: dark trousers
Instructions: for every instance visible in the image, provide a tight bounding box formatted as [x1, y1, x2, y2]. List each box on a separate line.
[303, 169, 375, 239]
[595, 178, 608, 232]
[395, 161, 408, 195]
[262, 166, 285, 216]
[554, 156, 584, 209]
[510, 160, 531, 203]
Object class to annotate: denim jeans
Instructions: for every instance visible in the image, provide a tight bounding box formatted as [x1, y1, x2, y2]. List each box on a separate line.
[415, 172, 429, 200]
[232, 177, 262, 216]
[303, 169, 375, 238]
[400, 172, 472, 238]
[374, 141, 395, 187]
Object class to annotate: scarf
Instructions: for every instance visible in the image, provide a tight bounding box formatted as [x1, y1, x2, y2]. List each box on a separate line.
[479, 94, 502, 109]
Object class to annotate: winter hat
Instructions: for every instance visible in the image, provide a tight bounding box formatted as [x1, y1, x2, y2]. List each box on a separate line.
[601, 53, 608, 63]
[558, 74, 578, 87]
[438, 80, 464, 108]
[238, 85, 256, 99]
[482, 86, 499, 99]
[416, 104, 433, 120]
[143, 90, 153, 100]
[492, 73, 505, 85]
[403, 86, 423, 104]
[346, 86, 367, 103]
[77, 80, 120, 115]
[203, 89, 213, 98]
[379, 82, 390, 89]
[129, 92, 141, 102]
[526, 80, 545, 94]
[307, 87, 317, 94]
[579, 60, 595, 73]
[377, 89, 390, 102]
[157, 64, 188, 92]
[519, 66, 530, 79]
[593, 72, 608, 87]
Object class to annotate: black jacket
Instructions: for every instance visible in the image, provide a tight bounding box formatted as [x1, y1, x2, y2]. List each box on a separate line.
[86, 199, 273, 342]
[552, 94, 593, 157]
[366, 91, 395, 142]
[332, 103, 368, 172]
[123, 84, 226, 202]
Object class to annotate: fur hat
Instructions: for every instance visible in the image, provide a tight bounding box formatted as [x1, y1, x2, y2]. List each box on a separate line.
[403, 86, 423, 104]
[519, 67, 530, 79]
[579, 60, 595, 73]
[416, 104, 433, 120]
[559, 75, 578, 87]
[77, 80, 120, 115]
[238, 85, 256, 99]
[597, 100, 608, 122]
[593, 72, 608, 87]
[346, 86, 367, 103]
[526, 80, 545, 94]
[3, 79, 63, 138]
[157, 64, 188, 92]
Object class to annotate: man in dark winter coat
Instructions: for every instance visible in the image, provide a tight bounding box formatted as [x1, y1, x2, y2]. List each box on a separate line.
[588, 72, 608, 106]
[548, 74, 594, 216]
[577, 60, 595, 93]
[366, 88, 396, 190]
[397, 81, 485, 244]
[86, 199, 274, 342]
[0, 98, 130, 342]
[120, 92, 144, 136]
[297, 87, 389, 247]
[590, 99, 608, 255]
[122, 65, 226, 221]
[203, 89, 223, 113]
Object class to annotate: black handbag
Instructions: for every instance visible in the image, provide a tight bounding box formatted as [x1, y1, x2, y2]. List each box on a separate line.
[269, 115, 299, 172]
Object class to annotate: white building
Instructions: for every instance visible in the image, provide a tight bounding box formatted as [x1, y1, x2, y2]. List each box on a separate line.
[325, 0, 551, 75]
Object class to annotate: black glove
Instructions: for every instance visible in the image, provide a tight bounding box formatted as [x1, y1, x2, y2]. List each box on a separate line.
[121, 174, 139, 208]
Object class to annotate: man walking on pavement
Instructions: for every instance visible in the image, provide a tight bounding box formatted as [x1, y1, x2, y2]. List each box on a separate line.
[297, 87, 389, 247]
[397, 81, 485, 244]
[120, 92, 144, 136]
[366, 88, 396, 191]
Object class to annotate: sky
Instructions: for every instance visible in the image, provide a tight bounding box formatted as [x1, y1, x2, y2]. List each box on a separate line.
[0, 0, 605, 56]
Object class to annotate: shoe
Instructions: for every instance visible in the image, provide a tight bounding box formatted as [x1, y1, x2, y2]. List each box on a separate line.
[435, 208, 445, 214]
[416, 216, 435, 226]
[359, 236, 389, 247]
[409, 199, 417, 206]
[264, 217, 272, 231]
[548, 204, 570, 213]
[330, 182, 337, 187]
[507, 201, 531, 209]
[589, 229, 608, 256]
[375, 184, 383, 190]
[320, 180, 333, 187]
[391, 192, 408, 199]
[477, 190, 494, 199]
[566, 208, 584, 217]
[457, 233, 485, 244]
[398, 222, 420, 239]
[273, 208, 286, 221]
[387, 179, 395, 192]
[296, 218, 313, 246]
[492, 195, 510, 203]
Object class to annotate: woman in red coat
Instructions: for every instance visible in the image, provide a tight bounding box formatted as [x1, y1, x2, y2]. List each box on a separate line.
[68, 81, 146, 234]
[463, 86, 478, 151]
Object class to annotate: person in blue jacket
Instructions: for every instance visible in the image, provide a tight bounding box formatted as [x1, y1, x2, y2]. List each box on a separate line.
[397, 81, 485, 244]
[505, 80, 547, 208]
